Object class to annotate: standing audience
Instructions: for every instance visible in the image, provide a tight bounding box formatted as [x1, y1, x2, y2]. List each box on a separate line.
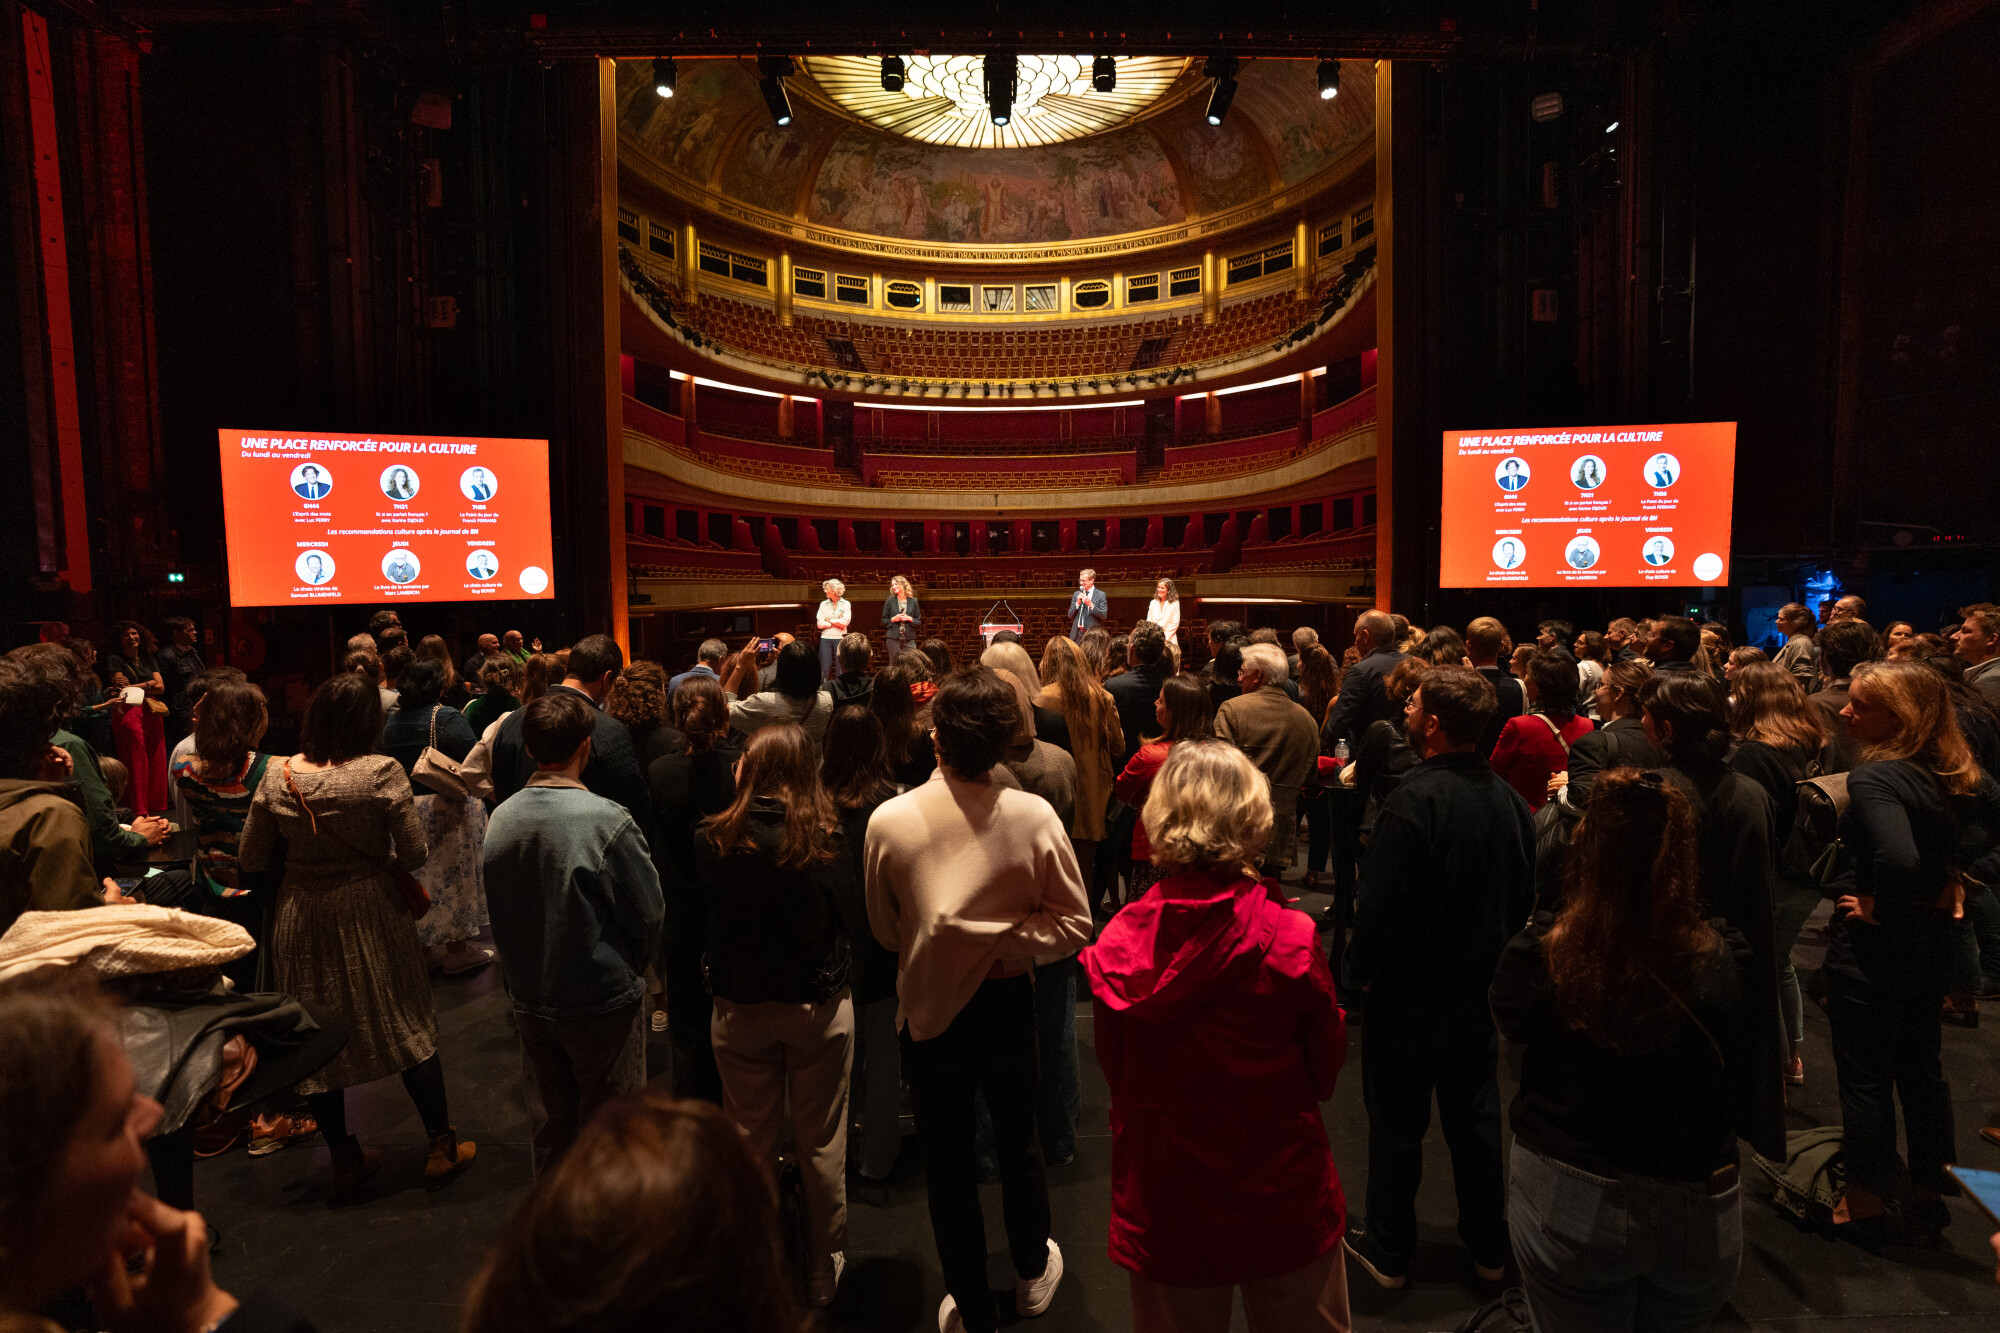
[1215, 643, 1320, 878]
[484, 690, 663, 1174]
[381, 657, 491, 975]
[1086, 740, 1353, 1331]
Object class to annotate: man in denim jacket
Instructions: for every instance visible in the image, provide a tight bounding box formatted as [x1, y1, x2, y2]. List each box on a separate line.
[484, 690, 663, 1173]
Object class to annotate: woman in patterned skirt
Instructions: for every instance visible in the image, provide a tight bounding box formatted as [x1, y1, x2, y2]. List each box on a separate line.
[240, 671, 476, 1203]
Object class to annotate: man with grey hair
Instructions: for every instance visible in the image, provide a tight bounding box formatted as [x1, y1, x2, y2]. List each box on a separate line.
[1772, 604, 1819, 690]
[1322, 609, 1404, 752]
[1288, 625, 1320, 680]
[1066, 568, 1108, 642]
[344, 632, 376, 656]
[669, 638, 730, 699]
[1215, 642, 1320, 875]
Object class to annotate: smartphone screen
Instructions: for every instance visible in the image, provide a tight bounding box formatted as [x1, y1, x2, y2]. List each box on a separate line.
[757, 638, 778, 653]
[1949, 1165, 2000, 1226]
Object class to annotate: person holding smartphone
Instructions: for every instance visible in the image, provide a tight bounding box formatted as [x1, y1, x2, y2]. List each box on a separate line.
[815, 579, 852, 681]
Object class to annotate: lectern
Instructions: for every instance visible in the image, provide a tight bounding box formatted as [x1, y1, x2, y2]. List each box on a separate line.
[979, 600, 1024, 648]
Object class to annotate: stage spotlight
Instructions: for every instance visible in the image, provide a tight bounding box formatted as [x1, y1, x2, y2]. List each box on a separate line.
[653, 56, 677, 99]
[759, 75, 793, 125]
[1092, 55, 1116, 92]
[985, 53, 1017, 126]
[1316, 58, 1339, 100]
[1203, 54, 1238, 126]
[881, 54, 905, 92]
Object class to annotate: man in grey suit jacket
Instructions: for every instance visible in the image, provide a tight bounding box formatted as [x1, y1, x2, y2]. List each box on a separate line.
[1066, 569, 1108, 641]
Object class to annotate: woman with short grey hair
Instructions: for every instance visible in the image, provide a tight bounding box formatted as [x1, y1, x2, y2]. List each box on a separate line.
[814, 579, 852, 681]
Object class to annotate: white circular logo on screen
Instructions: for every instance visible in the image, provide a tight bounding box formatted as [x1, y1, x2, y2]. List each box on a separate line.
[1643, 537, 1675, 566]
[290, 463, 332, 500]
[1494, 457, 1530, 492]
[1693, 552, 1724, 582]
[1565, 535, 1601, 570]
[466, 549, 500, 580]
[1569, 455, 1607, 490]
[518, 565, 549, 595]
[1492, 537, 1525, 569]
[295, 550, 334, 585]
[460, 467, 498, 502]
[382, 549, 421, 584]
[379, 465, 420, 501]
[1646, 453, 1681, 488]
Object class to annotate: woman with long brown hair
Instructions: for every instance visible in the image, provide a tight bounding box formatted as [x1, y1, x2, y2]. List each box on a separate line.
[1037, 636, 1125, 890]
[415, 634, 468, 709]
[1727, 660, 1828, 1085]
[606, 659, 683, 768]
[1492, 768, 1757, 1331]
[1296, 644, 1342, 891]
[1827, 659, 2000, 1243]
[1112, 674, 1216, 901]
[870, 649, 938, 788]
[462, 1092, 805, 1333]
[695, 723, 864, 1308]
[820, 704, 903, 1199]
[643, 676, 740, 1100]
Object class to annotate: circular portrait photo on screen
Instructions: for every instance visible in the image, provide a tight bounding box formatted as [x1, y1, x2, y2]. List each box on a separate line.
[382, 548, 421, 585]
[1565, 535, 1602, 570]
[460, 466, 498, 502]
[1492, 537, 1526, 570]
[295, 550, 335, 585]
[518, 565, 550, 596]
[290, 463, 332, 500]
[379, 465, 420, 501]
[1569, 455, 1607, 490]
[1646, 452, 1681, 488]
[466, 548, 499, 580]
[1494, 457, 1531, 492]
[1643, 536, 1675, 566]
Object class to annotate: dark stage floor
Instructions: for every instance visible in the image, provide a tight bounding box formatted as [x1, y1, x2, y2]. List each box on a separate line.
[185, 872, 2000, 1332]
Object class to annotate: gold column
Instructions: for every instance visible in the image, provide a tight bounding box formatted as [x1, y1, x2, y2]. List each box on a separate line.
[1295, 219, 1312, 297]
[681, 221, 698, 293]
[778, 394, 795, 440]
[1201, 250, 1219, 324]
[777, 252, 794, 327]
[1204, 393, 1221, 436]
[595, 58, 630, 654]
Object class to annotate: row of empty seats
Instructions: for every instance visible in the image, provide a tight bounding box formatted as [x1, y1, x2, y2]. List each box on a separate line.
[873, 466, 1128, 491]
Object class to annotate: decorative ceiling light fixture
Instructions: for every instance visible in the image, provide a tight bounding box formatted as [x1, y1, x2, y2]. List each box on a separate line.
[1092, 54, 1116, 92]
[984, 53, 1017, 126]
[1203, 54, 1239, 126]
[757, 55, 795, 126]
[802, 55, 1187, 149]
[880, 54, 905, 92]
[1316, 57, 1340, 100]
[652, 56, 677, 99]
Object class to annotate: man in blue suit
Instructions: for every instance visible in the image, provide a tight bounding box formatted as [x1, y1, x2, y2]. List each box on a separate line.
[466, 467, 495, 501]
[1067, 568, 1108, 641]
[1497, 458, 1527, 492]
[293, 465, 330, 500]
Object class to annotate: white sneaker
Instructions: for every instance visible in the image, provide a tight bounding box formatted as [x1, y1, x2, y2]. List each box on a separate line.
[808, 1251, 845, 1307]
[1014, 1238, 1064, 1316]
[938, 1293, 966, 1333]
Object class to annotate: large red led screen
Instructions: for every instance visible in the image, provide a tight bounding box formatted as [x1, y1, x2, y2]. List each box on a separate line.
[1438, 422, 1736, 589]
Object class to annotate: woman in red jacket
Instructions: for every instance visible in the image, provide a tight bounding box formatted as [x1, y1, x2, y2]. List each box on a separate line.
[1083, 739, 1351, 1332]
[1490, 650, 1595, 810]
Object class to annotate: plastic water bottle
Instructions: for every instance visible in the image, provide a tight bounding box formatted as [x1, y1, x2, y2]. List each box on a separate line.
[1334, 739, 1350, 762]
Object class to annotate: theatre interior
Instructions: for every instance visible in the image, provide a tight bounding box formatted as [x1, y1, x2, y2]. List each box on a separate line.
[3, 0, 2000, 1330]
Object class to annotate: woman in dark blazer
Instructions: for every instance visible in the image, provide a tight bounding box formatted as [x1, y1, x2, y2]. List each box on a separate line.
[880, 575, 922, 661]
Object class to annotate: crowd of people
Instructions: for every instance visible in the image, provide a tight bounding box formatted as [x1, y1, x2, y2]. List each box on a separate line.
[6, 591, 2000, 1332]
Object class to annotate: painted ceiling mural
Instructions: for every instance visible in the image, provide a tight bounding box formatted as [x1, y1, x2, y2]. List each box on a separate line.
[617, 56, 1374, 249]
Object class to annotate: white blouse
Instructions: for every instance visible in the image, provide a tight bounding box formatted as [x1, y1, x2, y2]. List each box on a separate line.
[1146, 597, 1181, 641]
[815, 598, 852, 639]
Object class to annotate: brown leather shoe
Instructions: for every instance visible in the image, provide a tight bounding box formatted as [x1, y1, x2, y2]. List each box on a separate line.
[425, 1127, 477, 1191]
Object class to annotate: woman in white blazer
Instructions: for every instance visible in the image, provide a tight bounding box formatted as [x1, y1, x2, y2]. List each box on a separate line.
[1146, 577, 1183, 668]
[814, 579, 852, 680]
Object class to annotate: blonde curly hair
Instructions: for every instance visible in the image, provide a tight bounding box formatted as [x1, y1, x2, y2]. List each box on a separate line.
[1142, 739, 1273, 876]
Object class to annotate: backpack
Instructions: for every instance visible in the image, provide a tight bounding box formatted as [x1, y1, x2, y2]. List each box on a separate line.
[1455, 1288, 1534, 1332]
[1782, 772, 1850, 888]
[1751, 1124, 1846, 1231]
